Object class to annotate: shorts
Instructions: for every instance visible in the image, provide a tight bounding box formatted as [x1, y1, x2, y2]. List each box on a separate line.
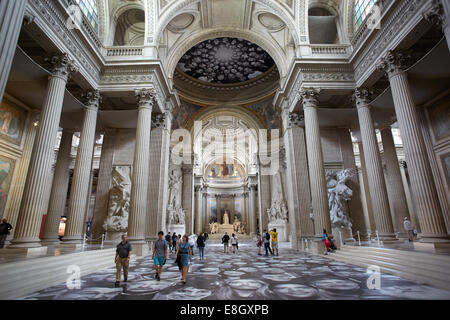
[154, 256, 165, 266]
[271, 242, 278, 249]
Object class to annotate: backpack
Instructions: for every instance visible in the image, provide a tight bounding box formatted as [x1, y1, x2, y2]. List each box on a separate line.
[265, 232, 270, 241]
[0, 224, 7, 235]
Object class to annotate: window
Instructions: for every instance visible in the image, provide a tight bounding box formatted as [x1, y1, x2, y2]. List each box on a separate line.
[354, 0, 375, 29]
[75, 0, 98, 32]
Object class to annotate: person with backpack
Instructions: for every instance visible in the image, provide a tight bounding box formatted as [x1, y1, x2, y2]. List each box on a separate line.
[231, 233, 238, 254]
[165, 232, 172, 253]
[197, 233, 206, 260]
[0, 219, 12, 248]
[171, 232, 178, 254]
[262, 229, 273, 256]
[256, 232, 263, 255]
[222, 232, 230, 254]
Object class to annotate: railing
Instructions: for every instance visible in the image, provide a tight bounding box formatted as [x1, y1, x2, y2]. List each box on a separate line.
[105, 46, 144, 57]
[310, 44, 351, 56]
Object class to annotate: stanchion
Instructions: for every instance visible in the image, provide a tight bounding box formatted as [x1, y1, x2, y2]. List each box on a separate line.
[338, 230, 343, 247]
[357, 231, 361, 246]
[376, 230, 381, 247]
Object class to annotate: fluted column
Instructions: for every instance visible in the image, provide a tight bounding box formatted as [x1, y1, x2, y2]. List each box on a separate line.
[301, 89, 331, 238]
[202, 192, 208, 232]
[356, 139, 376, 237]
[0, 0, 27, 104]
[378, 51, 449, 242]
[9, 54, 78, 249]
[63, 91, 100, 244]
[127, 89, 154, 246]
[182, 165, 194, 234]
[41, 129, 74, 244]
[248, 183, 257, 235]
[354, 88, 396, 240]
[195, 185, 203, 234]
[380, 126, 411, 238]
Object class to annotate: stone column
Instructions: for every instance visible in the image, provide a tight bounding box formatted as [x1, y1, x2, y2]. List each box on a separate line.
[202, 192, 208, 232]
[195, 184, 203, 234]
[380, 126, 411, 238]
[0, 0, 27, 104]
[90, 128, 115, 242]
[354, 88, 396, 240]
[216, 195, 221, 224]
[259, 172, 271, 231]
[282, 108, 314, 246]
[41, 129, 74, 244]
[301, 89, 331, 239]
[377, 51, 449, 243]
[4, 110, 39, 241]
[182, 165, 194, 234]
[63, 91, 100, 244]
[127, 89, 154, 254]
[424, 0, 450, 53]
[146, 113, 171, 240]
[355, 139, 376, 237]
[9, 54, 78, 250]
[248, 183, 257, 236]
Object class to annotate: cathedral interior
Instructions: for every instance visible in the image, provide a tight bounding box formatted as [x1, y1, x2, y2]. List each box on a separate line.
[0, 0, 449, 301]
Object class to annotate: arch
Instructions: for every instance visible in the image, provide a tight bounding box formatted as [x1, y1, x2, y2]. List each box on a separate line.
[154, 0, 300, 48]
[308, 0, 343, 44]
[164, 28, 289, 81]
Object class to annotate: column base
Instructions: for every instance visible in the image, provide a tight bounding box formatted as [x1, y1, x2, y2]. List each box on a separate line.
[0, 246, 48, 256]
[56, 243, 84, 250]
[414, 240, 450, 253]
[41, 240, 61, 246]
[129, 242, 150, 256]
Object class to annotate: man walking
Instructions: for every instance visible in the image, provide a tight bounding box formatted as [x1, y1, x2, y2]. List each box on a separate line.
[403, 217, 414, 242]
[153, 231, 168, 281]
[115, 234, 132, 286]
[0, 219, 12, 248]
[172, 232, 178, 253]
[270, 228, 279, 256]
[222, 232, 230, 254]
[262, 229, 273, 257]
[197, 233, 206, 261]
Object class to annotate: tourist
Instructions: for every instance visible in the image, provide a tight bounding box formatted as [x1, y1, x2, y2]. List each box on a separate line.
[204, 232, 209, 242]
[322, 229, 331, 255]
[222, 232, 230, 254]
[172, 232, 178, 253]
[270, 228, 279, 256]
[174, 235, 192, 284]
[262, 229, 273, 256]
[152, 231, 168, 281]
[0, 219, 12, 249]
[231, 233, 238, 254]
[404, 217, 414, 242]
[197, 233, 206, 261]
[256, 232, 263, 255]
[115, 234, 132, 286]
[165, 232, 172, 253]
[188, 234, 196, 256]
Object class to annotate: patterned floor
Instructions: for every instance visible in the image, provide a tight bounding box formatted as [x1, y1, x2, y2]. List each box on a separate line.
[21, 243, 450, 300]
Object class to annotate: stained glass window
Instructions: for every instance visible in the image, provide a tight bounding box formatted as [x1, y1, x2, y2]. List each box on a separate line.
[354, 0, 375, 30]
[75, 0, 98, 32]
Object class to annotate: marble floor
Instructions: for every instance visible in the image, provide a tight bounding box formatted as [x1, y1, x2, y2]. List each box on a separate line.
[20, 242, 450, 300]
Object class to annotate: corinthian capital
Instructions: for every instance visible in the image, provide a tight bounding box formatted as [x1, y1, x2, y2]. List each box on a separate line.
[82, 90, 101, 110]
[353, 88, 373, 109]
[376, 50, 410, 78]
[135, 88, 156, 109]
[299, 88, 320, 108]
[424, 0, 447, 29]
[45, 53, 79, 80]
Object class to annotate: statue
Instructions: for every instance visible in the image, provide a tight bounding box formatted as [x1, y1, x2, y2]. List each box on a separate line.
[326, 169, 355, 229]
[233, 217, 241, 232]
[223, 211, 230, 225]
[267, 200, 288, 223]
[209, 222, 219, 234]
[103, 166, 131, 232]
[167, 168, 186, 225]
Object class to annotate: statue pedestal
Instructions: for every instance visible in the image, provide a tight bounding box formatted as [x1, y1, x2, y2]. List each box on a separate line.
[167, 224, 185, 236]
[268, 219, 289, 242]
[332, 226, 355, 248]
[104, 231, 124, 245]
[218, 224, 234, 235]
